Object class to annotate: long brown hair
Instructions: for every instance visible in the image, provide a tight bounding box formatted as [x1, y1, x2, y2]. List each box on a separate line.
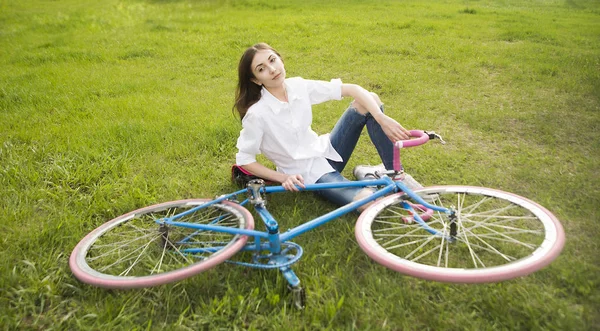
[233, 43, 282, 120]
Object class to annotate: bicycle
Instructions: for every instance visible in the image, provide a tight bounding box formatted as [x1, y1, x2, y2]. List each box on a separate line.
[69, 130, 565, 309]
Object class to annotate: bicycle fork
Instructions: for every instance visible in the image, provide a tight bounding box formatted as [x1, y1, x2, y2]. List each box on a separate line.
[246, 180, 306, 309]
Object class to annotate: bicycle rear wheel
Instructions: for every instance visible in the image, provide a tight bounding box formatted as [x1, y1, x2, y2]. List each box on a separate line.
[355, 186, 564, 283]
[70, 199, 253, 289]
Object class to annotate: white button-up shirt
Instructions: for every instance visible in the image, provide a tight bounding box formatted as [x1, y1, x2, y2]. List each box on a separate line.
[236, 77, 344, 184]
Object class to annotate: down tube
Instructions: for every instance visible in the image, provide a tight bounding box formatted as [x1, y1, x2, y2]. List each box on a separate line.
[279, 184, 397, 242]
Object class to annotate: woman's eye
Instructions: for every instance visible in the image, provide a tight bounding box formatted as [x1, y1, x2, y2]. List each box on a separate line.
[270, 57, 275, 63]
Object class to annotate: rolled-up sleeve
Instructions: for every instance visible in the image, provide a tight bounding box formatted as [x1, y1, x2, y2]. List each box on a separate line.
[235, 111, 263, 166]
[305, 78, 343, 105]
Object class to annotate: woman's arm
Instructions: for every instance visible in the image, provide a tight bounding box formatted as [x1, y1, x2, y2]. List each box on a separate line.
[341, 84, 410, 142]
[241, 162, 305, 191]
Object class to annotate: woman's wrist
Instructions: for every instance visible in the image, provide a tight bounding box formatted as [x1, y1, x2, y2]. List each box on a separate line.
[371, 111, 386, 122]
[279, 173, 294, 183]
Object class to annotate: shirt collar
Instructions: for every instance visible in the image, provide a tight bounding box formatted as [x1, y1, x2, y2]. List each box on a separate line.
[261, 81, 301, 114]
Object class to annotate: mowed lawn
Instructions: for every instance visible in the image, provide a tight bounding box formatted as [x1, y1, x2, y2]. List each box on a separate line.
[1, 0, 599, 329]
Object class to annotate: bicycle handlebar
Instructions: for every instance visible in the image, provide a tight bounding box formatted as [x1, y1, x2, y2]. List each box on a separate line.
[395, 130, 430, 149]
[392, 130, 445, 172]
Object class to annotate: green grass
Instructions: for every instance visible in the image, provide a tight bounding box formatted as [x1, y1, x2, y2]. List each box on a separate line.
[1, 0, 599, 329]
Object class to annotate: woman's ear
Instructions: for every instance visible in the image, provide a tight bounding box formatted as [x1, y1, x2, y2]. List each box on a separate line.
[251, 78, 262, 86]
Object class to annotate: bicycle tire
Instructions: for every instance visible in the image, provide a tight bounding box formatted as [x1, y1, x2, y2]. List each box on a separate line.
[355, 186, 564, 283]
[70, 199, 254, 289]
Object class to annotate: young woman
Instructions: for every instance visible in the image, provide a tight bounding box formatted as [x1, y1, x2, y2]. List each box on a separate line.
[233, 43, 422, 208]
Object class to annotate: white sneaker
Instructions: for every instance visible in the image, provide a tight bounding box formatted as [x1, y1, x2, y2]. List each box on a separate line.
[394, 173, 439, 202]
[354, 164, 423, 189]
[392, 172, 424, 191]
[353, 164, 387, 180]
[354, 164, 435, 201]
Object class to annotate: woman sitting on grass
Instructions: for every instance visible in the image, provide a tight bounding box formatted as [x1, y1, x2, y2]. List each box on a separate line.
[233, 43, 423, 209]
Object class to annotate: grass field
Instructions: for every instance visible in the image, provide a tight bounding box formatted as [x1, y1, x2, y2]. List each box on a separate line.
[1, 0, 599, 329]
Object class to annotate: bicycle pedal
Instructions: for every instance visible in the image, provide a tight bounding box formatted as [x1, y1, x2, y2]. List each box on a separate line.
[288, 285, 306, 309]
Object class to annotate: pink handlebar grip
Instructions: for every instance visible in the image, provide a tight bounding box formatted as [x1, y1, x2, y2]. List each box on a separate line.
[394, 130, 430, 149]
[393, 130, 430, 172]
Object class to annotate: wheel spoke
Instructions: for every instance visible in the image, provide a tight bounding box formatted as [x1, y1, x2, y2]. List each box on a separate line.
[412, 242, 443, 263]
[120, 234, 158, 276]
[404, 235, 439, 260]
[152, 236, 169, 274]
[436, 224, 448, 267]
[463, 241, 516, 261]
[98, 232, 161, 273]
[460, 195, 492, 215]
[470, 222, 542, 235]
[377, 222, 430, 248]
[462, 215, 541, 232]
[88, 231, 157, 259]
[164, 235, 196, 263]
[456, 192, 484, 268]
[460, 221, 539, 250]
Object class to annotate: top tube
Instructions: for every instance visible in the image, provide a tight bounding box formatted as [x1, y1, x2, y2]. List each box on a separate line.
[263, 178, 394, 194]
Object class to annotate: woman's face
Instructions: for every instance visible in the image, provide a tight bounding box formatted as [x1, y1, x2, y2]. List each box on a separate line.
[250, 50, 286, 89]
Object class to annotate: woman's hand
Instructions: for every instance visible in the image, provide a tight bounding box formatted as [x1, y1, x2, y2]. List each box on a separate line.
[281, 174, 305, 191]
[375, 113, 411, 142]
[341, 84, 411, 142]
[240, 163, 305, 191]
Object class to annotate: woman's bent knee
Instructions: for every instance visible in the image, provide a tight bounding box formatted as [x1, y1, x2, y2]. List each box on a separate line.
[351, 92, 383, 115]
[354, 188, 376, 212]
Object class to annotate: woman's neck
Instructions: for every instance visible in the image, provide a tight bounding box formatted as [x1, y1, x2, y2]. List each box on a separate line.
[266, 85, 288, 103]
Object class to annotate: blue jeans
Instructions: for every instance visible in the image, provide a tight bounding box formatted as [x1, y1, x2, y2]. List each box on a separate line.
[315, 104, 394, 206]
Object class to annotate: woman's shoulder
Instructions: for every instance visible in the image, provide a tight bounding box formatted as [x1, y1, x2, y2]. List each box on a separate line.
[284, 76, 304, 88]
[285, 76, 304, 83]
[245, 103, 262, 116]
[286, 77, 340, 89]
[244, 101, 267, 122]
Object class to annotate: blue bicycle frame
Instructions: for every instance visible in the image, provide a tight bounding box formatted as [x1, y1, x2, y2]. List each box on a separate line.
[157, 175, 454, 290]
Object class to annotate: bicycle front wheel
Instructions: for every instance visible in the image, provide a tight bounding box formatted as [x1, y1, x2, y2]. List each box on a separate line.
[355, 186, 564, 283]
[70, 199, 254, 289]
